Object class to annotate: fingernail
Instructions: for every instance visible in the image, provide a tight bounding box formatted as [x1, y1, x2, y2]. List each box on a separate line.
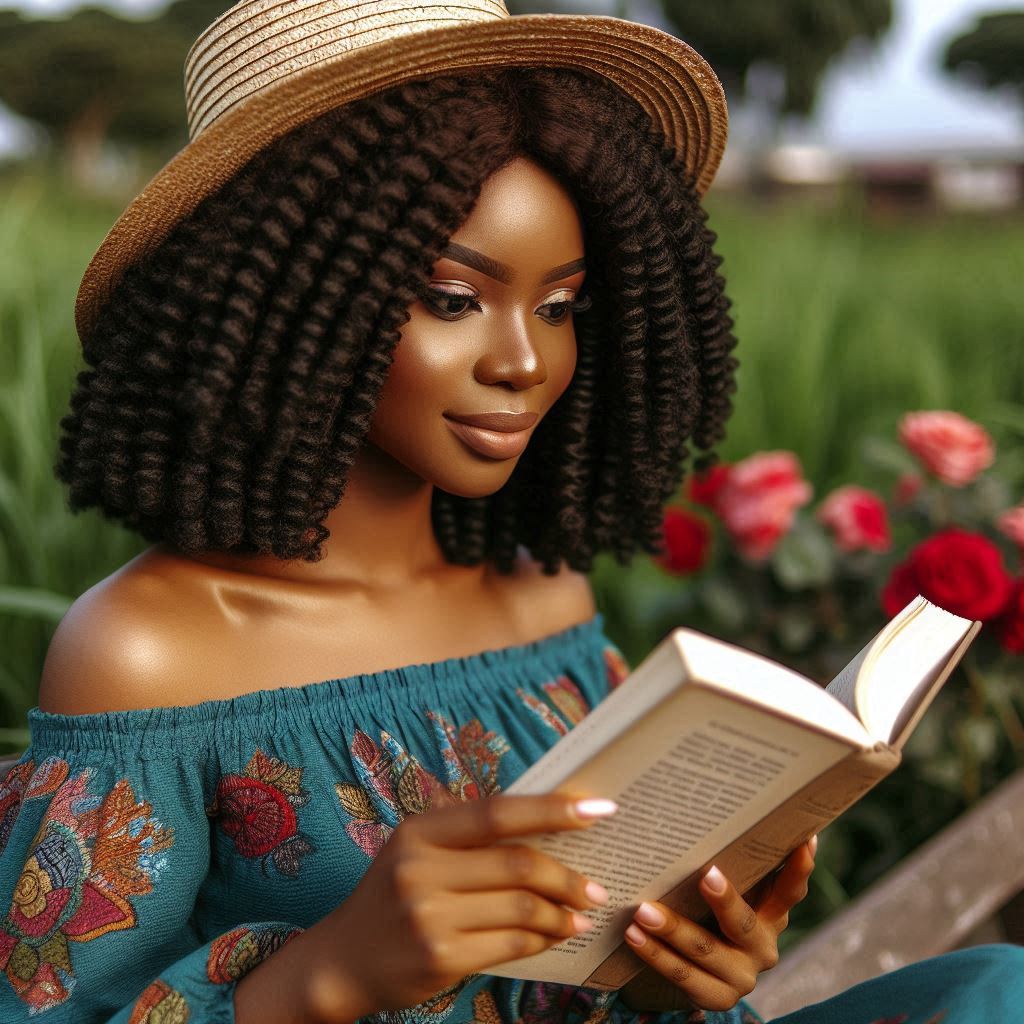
[624, 923, 646, 946]
[573, 798, 618, 819]
[809, 834, 818, 856]
[635, 902, 665, 927]
[572, 912, 594, 933]
[703, 865, 727, 894]
[585, 881, 609, 906]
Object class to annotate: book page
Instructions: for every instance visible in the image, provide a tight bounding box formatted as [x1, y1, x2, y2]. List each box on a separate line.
[851, 598, 977, 744]
[583, 743, 901, 989]
[487, 689, 852, 984]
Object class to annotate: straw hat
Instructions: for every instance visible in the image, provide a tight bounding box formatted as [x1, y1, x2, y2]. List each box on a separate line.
[74, 0, 728, 347]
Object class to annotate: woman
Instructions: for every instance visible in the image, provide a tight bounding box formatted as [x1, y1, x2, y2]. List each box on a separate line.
[2, 2, 1021, 1022]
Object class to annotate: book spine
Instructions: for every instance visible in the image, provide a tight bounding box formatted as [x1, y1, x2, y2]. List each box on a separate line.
[582, 744, 902, 990]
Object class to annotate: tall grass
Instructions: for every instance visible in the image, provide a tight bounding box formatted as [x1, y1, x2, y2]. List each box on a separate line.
[1, 165, 1022, 741]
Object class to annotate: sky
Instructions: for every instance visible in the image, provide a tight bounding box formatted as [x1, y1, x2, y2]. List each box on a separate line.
[1, 0, 1022, 156]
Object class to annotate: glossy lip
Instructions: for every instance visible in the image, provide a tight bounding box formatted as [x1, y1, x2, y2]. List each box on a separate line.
[445, 411, 539, 431]
[443, 411, 538, 460]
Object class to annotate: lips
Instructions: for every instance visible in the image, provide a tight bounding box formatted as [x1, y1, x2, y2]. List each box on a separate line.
[445, 411, 538, 431]
[443, 410, 539, 460]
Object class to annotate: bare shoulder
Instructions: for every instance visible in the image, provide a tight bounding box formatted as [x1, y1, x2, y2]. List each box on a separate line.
[505, 547, 597, 638]
[38, 551, 214, 715]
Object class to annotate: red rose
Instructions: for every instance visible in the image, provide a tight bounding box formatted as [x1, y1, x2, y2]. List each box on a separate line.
[881, 528, 1013, 621]
[687, 464, 731, 508]
[714, 451, 813, 562]
[817, 486, 891, 553]
[898, 411, 994, 487]
[657, 507, 712, 575]
[995, 581, 1024, 654]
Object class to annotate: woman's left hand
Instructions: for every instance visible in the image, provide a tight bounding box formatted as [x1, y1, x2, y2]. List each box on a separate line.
[619, 836, 817, 1013]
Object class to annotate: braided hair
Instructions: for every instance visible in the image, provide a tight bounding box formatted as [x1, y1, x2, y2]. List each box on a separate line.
[56, 67, 738, 573]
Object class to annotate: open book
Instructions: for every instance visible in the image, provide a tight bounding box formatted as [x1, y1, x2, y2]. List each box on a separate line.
[486, 595, 980, 989]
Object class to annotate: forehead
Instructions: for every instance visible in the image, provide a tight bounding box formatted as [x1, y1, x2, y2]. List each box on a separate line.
[446, 157, 584, 271]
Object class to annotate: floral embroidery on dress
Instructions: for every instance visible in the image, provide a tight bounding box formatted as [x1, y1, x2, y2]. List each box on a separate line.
[206, 923, 303, 983]
[0, 758, 35, 856]
[518, 676, 592, 736]
[376, 976, 474, 1023]
[472, 983, 620, 1023]
[604, 645, 630, 689]
[337, 714, 510, 859]
[0, 763, 173, 1013]
[427, 711, 510, 800]
[208, 750, 315, 878]
[128, 979, 190, 1023]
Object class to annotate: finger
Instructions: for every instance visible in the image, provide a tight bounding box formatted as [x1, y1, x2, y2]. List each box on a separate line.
[453, 928, 567, 976]
[700, 866, 771, 956]
[410, 794, 618, 847]
[623, 925, 750, 1013]
[757, 840, 815, 926]
[631, 902, 756, 994]
[450, 889, 595, 939]
[436, 843, 609, 910]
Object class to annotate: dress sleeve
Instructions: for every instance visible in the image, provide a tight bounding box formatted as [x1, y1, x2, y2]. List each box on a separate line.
[0, 740, 303, 1023]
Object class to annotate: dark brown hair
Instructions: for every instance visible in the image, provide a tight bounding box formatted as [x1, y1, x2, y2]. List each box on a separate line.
[56, 67, 737, 573]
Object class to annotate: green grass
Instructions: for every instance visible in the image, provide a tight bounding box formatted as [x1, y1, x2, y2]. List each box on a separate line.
[1, 165, 1022, 738]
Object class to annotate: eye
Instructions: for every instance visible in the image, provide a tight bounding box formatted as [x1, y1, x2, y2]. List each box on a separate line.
[537, 289, 591, 326]
[422, 283, 481, 322]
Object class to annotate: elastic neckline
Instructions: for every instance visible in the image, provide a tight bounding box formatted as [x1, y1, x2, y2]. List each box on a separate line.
[27, 613, 607, 752]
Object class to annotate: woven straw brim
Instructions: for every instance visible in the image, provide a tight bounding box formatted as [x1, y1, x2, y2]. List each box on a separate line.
[75, 13, 727, 346]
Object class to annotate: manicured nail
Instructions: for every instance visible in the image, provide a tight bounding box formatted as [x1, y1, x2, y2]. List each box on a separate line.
[703, 865, 727, 894]
[624, 923, 646, 946]
[635, 902, 665, 927]
[573, 798, 618, 819]
[572, 912, 594, 933]
[809, 834, 818, 856]
[585, 881, 610, 905]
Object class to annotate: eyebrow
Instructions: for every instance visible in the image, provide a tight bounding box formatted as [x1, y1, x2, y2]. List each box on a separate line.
[439, 244, 585, 286]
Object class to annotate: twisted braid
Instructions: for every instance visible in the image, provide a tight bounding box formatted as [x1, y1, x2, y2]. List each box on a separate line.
[56, 66, 737, 570]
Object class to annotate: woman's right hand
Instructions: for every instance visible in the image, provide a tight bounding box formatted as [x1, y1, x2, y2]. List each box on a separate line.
[306, 791, 617, 1020]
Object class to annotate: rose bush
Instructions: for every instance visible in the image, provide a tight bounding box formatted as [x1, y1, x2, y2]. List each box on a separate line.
[601, 408, 1023, 951]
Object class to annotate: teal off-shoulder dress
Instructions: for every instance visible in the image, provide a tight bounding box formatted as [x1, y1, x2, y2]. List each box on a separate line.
[1, 613, 1021, 1023]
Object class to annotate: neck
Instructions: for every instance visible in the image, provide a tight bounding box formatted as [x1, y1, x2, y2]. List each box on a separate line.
[177, 443, 471, 589]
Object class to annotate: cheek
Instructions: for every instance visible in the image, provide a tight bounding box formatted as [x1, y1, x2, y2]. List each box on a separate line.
[377, 318, 459, 420]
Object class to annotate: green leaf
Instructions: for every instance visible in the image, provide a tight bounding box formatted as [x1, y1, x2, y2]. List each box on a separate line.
[772, 521, 836, 590]
[698, 577, 750, 632]
[0, 586, 73, 622]
[860, 436, 917, 476]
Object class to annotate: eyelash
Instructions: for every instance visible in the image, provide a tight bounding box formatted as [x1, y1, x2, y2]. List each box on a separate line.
[423, 285, 591, 325]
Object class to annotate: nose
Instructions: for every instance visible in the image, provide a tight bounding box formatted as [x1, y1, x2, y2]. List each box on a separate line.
[473, 320, 548, 391]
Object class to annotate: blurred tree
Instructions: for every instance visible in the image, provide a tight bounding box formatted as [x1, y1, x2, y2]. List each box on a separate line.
[655, 0, 893, 117]
[943, 12, 1024, 109]
[0, 1, 227, 182]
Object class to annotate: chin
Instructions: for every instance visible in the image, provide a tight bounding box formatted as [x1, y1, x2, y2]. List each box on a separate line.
[433, 461, 519, 499]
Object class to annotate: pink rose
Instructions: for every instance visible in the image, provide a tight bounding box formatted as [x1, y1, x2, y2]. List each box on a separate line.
[997, 506, 1024, 550]
[714, 451, 813, 562]
[898, 411, 994, 487]
[817, 486, 891, 553]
